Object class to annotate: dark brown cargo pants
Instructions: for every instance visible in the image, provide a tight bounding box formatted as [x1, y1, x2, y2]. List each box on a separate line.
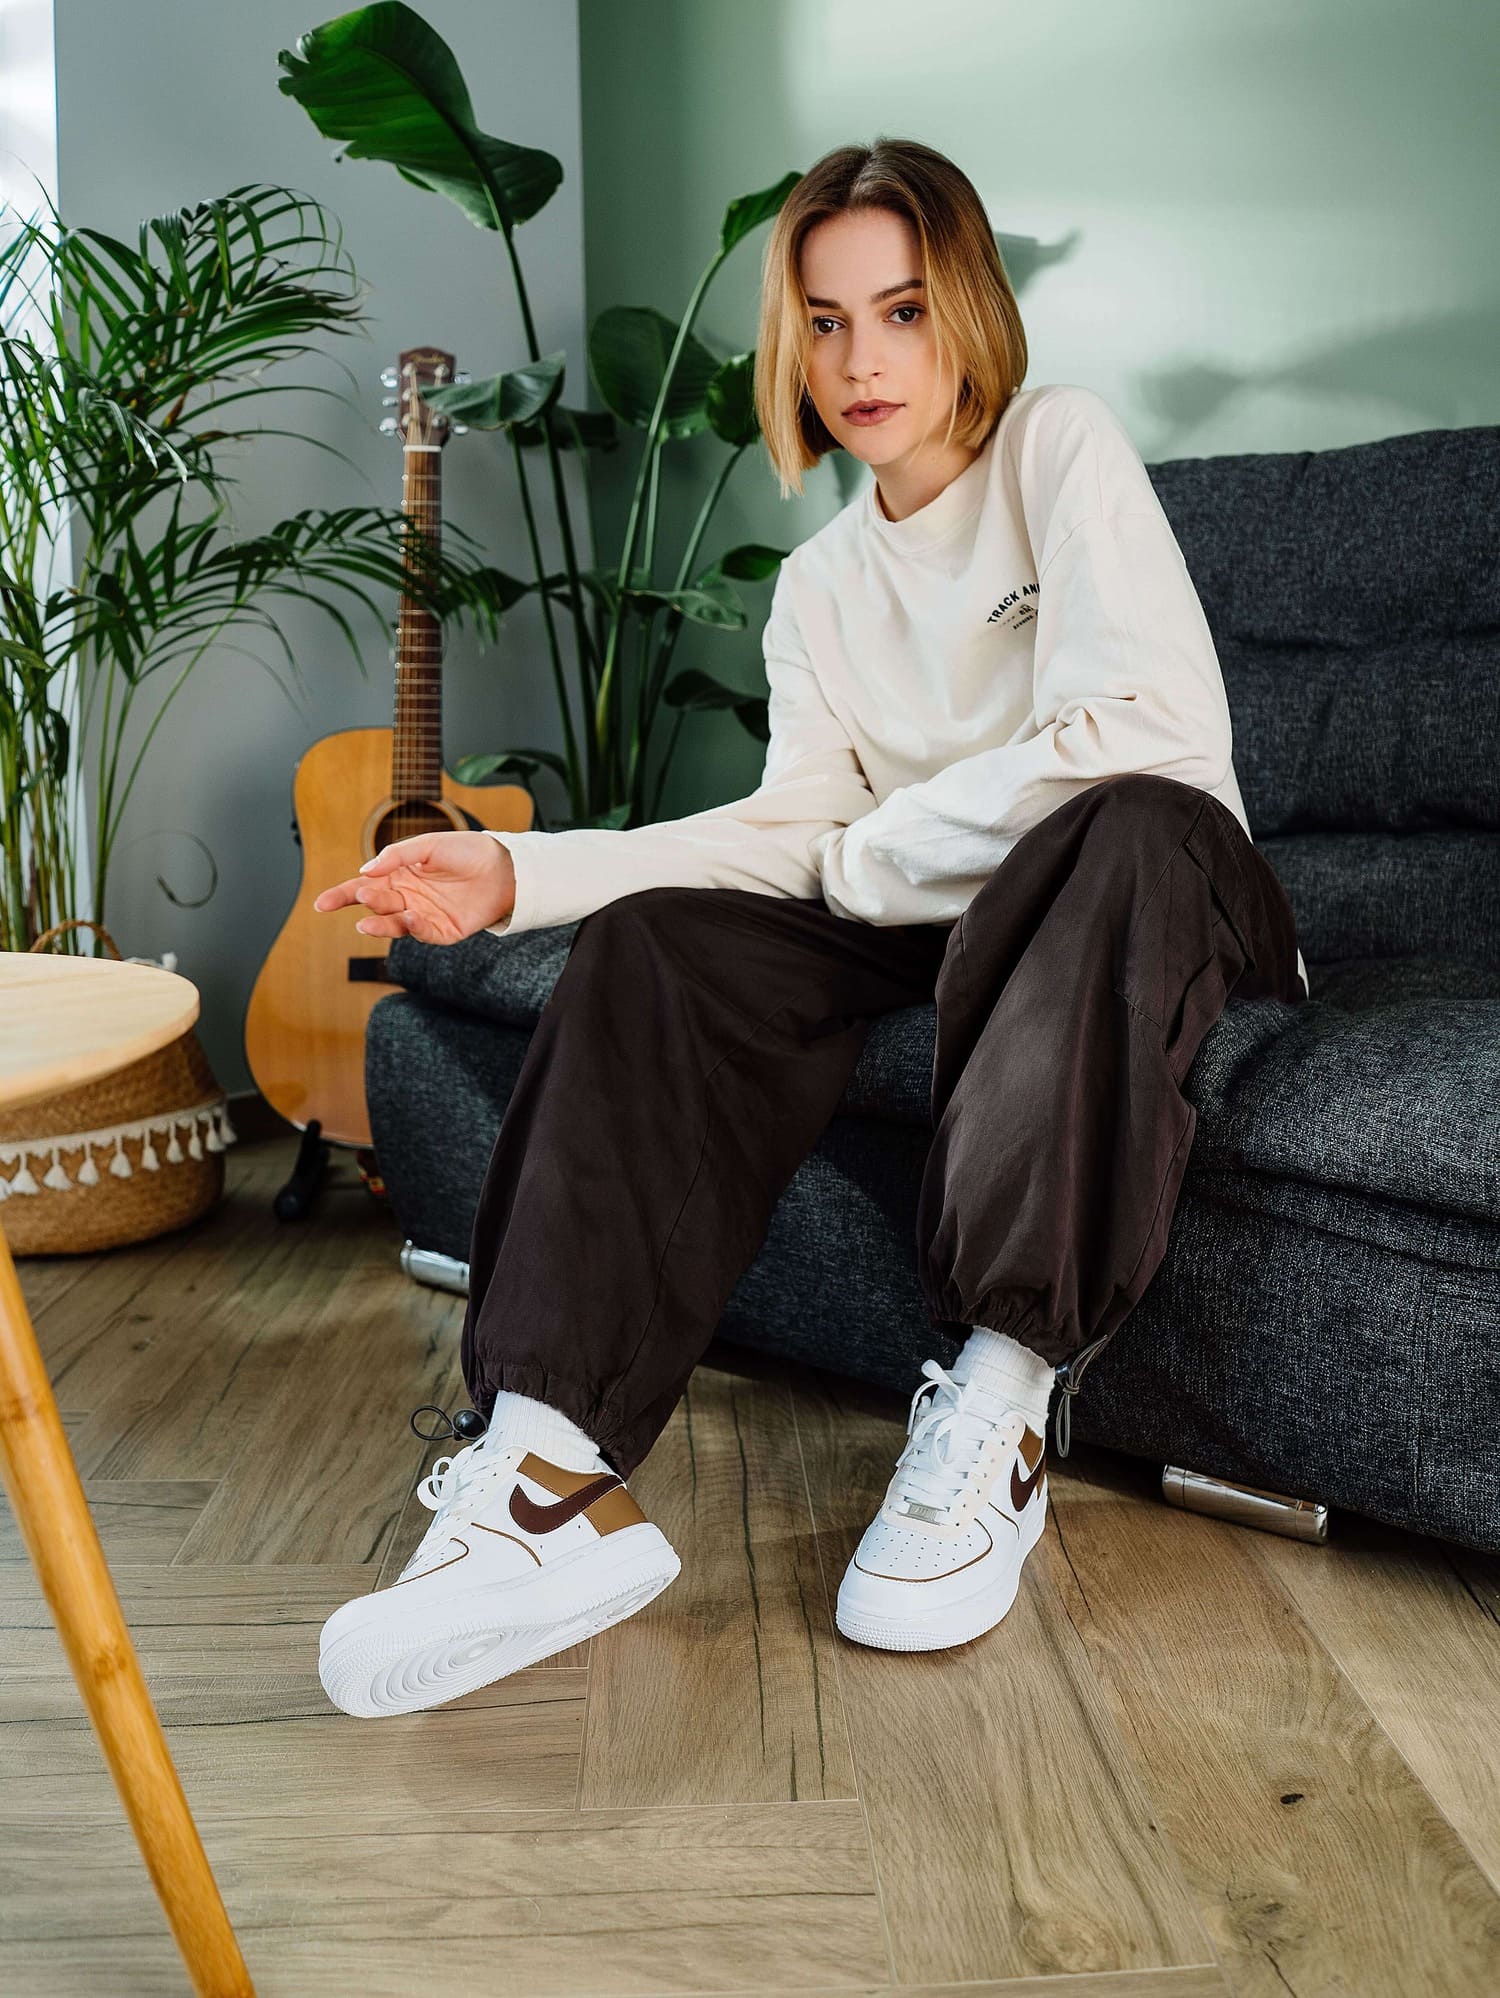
[459, 772, 1307, 1477]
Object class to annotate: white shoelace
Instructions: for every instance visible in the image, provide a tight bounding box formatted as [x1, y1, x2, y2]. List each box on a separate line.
[890, 1358, 1020, 1519]
[416, 1441, 511, 1519]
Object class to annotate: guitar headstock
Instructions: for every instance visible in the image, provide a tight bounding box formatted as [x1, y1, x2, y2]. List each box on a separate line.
[379, 348, 470, 445]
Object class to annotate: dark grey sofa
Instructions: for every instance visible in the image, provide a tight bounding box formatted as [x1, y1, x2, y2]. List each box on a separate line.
[366, 418, 1500, 1556]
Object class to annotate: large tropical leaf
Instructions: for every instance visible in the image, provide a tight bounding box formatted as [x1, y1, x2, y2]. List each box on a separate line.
[713, 543, 788, 583]
[663, 667, 769, 742]
[421, 351, 564, 430]
[704, 351, 759, 448]
[530, 563, 649, 618]
[562, 802, 633, 831]
[452, 745, 571, 787]
[626, 573, 746, 630]
[511, 403, 620, 453]
[588, 306, 720, 436]
[278, 2, 562, 232]
[719, 172, 801, 255]
[625, 546, 786, 629]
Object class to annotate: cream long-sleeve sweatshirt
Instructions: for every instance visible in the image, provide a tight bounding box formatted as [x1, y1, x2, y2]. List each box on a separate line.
[483, 382, 1309, 997]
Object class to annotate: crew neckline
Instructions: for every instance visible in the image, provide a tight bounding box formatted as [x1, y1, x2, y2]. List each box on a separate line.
[862, 399, 1016, 554]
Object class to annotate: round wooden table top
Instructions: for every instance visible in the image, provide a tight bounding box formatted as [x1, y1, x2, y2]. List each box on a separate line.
[0, 952, 201, 1114]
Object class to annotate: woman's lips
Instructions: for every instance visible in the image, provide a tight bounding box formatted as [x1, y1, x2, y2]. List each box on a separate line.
[845, 403, 902, 426]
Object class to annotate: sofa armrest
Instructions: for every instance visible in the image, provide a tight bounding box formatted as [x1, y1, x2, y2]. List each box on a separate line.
[385, 924, 579, 1030]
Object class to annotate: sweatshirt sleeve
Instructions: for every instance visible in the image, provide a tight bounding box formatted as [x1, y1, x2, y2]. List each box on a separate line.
[814, 393, 1236, 926]
[482, 559, 876, 936]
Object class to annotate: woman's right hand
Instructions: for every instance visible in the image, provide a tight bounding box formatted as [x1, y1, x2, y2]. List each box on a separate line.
[313, 830, 516, 945]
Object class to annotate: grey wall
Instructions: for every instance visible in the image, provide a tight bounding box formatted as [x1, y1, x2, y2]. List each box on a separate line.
[52, 0, 590, 1094]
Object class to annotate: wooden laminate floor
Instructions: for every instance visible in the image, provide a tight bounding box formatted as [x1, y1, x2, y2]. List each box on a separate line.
[3, 1131, 1498, 1997]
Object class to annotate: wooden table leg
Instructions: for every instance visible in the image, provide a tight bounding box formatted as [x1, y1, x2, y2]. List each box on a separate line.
[0, 1221, 256, 1997]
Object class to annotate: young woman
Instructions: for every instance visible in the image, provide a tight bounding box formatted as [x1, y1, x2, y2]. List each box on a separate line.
[313, 138, 1308, 1718]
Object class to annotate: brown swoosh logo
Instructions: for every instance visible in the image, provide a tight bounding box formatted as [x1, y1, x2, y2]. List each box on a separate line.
[1011, 1447, 1046, 1512]
[509, 1472, 623, 1536]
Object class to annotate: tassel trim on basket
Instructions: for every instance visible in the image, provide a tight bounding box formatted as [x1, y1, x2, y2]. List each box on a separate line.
[0, 1098, 237, 1198]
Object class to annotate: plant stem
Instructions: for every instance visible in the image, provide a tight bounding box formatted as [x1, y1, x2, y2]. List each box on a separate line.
[505, 426, 585, 816]
[626, 440, 746, 801]
[594, 250, 728, 796]
[492, 191, 596, 816]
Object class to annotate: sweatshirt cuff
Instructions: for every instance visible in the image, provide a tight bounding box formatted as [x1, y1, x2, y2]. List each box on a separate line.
[482, 830, 540, 937]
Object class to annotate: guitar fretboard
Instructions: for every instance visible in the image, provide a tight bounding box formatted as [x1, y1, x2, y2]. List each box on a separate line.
[393, 445, 443, 800]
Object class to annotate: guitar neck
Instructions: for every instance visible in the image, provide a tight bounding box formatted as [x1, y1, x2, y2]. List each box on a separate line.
[393, 443, 443, 801]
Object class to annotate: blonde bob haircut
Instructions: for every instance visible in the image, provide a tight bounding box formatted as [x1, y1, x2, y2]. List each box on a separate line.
[755, 136, 1028, 500]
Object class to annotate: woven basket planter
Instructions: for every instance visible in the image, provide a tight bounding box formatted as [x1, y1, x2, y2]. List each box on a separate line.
[0, 919, 236, 1256]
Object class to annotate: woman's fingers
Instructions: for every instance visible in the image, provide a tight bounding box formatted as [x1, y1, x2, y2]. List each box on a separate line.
[315, 873, 415, 916]
[351, 880, 411, 915]
[359, 833, 438, 877]
[354, 907, 411, 937]
[313, 879, 364, 912]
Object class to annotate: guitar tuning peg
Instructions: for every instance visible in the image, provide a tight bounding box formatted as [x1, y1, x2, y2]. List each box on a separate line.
[453, 424, 470, 436]
[455, 371, 471, 385]
[379, 416, 399, 434]
[381, 395, 399, 407]
[379, 367, 398, 388]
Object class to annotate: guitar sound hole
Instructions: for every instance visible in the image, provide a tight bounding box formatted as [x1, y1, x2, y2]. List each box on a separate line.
[374, 800, 455, 850]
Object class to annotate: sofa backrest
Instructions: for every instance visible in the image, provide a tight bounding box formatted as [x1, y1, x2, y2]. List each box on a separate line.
[1150, 422, 1500, 970]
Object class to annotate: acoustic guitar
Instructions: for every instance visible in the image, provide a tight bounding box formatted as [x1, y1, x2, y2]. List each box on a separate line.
[244, 346, 534, 1157]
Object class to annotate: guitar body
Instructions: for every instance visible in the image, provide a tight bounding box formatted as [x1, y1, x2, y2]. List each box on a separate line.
[244, 725, 534, 1147]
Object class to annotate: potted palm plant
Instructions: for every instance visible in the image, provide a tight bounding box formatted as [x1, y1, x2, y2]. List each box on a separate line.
[0, 177, 514, 1249]
[0, 176, 510, 952]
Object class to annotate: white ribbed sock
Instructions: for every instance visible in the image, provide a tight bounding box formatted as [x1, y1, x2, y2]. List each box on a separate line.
[949, 1325, 1056, 1433]
[480, 1389, 608, 1472]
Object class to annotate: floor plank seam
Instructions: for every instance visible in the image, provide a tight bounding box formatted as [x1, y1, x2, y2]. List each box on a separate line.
[789, 1379, 900, 1989]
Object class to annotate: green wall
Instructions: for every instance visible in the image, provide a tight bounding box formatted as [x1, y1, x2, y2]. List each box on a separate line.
[580, 0, 1500, 820]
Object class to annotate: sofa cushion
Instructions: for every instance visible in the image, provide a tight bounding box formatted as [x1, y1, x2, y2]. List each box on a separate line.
[1149, 426, 1500, 846]
[1210, 638, 1498, 838]
[1151, 423, 1500, 654]
[1144, 423, 1500, 972]
[1260, 830, 1500, 972]
[1185, 957, 1500, 1225]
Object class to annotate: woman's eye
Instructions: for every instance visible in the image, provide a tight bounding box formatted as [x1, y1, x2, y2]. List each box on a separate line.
[810, 305, 924, 337]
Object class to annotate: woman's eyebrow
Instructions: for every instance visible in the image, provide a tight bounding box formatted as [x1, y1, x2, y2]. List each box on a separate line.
[805, 278, 925, 308]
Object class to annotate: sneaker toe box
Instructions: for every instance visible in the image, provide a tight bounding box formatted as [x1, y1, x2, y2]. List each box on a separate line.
[838, 1510, 1003, 1617]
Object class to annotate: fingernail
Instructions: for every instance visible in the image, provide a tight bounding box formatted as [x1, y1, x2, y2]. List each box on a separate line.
[359, 858, 376, 872]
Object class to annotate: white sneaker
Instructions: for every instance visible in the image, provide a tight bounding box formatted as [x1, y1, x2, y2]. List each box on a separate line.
[319, 1437, 681, 1717]
[836, 1357, 1049, 1652]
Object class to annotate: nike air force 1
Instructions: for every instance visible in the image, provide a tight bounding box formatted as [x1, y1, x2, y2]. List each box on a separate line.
[837, 1358, 1049, 1651]
[319, 1440, 681, 1717]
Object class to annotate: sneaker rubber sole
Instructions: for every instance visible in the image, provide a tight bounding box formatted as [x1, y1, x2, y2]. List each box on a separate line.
[320, 1520, 681, 1718]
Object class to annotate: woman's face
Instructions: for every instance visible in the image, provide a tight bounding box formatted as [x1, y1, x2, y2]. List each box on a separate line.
[797, 206, 960, 476]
